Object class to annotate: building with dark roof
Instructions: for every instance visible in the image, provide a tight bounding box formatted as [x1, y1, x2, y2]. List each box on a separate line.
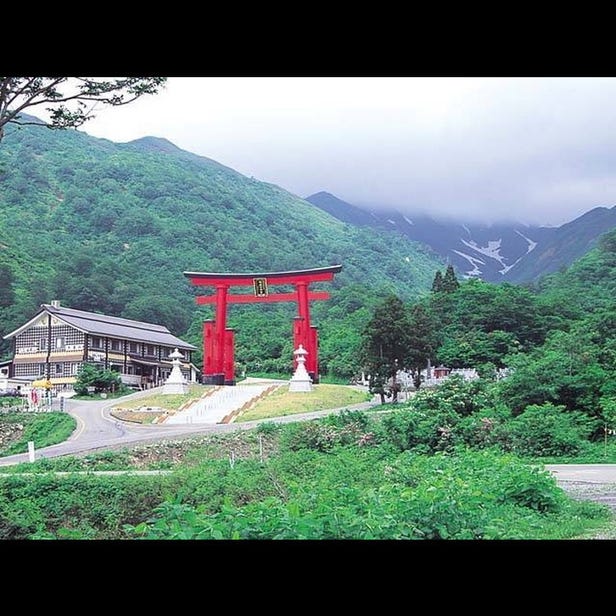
[2, 301, 198, 391]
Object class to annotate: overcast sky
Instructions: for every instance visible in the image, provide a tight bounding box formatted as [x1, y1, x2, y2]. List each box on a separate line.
[72, 77, 616, 226]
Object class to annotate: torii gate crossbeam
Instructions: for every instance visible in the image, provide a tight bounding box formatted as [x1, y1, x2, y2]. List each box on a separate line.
[185, 265, 342, 385]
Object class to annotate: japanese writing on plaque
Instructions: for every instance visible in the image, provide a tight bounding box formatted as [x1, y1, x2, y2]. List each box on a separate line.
[253, 278, 268, 297]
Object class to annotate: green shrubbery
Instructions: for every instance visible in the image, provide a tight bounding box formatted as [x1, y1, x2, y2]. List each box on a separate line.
[280, 410, 372, 452]
[498, 403, 597, 457]
[369, 376, 602, 458]
[129, 448, 603, 540]
[73, 364, 125, 396]
[0, 397, 609, 539]
[0, 473, 176, 539]
[1, 374, 612, 540]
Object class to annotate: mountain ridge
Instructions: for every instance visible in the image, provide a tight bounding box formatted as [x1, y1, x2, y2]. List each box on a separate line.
[305, 191, 616, 283]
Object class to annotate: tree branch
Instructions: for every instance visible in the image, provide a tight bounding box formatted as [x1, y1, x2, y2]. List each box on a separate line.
[0, 77, 166, 142]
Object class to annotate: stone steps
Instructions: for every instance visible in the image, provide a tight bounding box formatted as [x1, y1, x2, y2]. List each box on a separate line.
[164, 384, 273, 425]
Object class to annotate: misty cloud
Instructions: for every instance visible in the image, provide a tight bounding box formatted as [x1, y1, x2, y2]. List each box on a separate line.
[74, 77, 616, 226]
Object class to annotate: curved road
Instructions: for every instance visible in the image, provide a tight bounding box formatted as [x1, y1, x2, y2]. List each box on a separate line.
[0, 392, 379, 467]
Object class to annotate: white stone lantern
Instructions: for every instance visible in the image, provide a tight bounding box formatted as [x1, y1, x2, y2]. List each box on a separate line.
[162, 348, 189, 395]
[289, 344, 313, 393]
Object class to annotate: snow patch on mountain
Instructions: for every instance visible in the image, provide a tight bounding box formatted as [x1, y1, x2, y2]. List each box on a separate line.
[460, 238, 510, 273]
[453, 250, 485, 277]
[499, 258, 522, 275]
[402, 215, 414, 226]
[386, 219, 396, 225]
[497, 230, 539, 275]
[515, 229, 538, 253]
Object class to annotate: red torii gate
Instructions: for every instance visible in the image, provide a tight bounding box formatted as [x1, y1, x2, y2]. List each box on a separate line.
[184, 265, 342, 385]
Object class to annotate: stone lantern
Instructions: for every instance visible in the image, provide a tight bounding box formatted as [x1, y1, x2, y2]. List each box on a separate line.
[162, 348, 189, 395]
[289, 344, 313, 393]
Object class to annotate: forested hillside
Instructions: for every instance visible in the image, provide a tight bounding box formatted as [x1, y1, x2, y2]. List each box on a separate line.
[0, 121, 443, 374]
[403, 228, 616, 426]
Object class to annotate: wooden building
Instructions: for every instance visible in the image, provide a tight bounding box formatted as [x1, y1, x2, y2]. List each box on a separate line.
[2, 301, 198, 392]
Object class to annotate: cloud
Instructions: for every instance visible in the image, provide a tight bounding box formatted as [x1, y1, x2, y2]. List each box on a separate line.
[78, 77, 616, 226]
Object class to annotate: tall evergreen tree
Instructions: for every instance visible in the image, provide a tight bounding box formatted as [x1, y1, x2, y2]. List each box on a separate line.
[361, 294, 411, 403]
[431, 270, 444, 293]
[407, 304, 440, 389]
[442, 264, 460, 292]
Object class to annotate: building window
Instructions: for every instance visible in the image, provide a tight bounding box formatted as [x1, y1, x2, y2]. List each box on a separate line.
[110, 339, 122, 352]
[145, 345, 155, 356]
[91, 337, 103, 349]
[38, 364, 46, 376]
[128, 342, 139, 353]
[55, 337, 64, 350]
[40, 338, 48, 350]
[55, 363, 63, 375]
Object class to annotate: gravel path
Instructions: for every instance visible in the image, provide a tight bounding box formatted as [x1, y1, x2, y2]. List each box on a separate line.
[558, 483, 616, 539]
[546, 466, 616, 539]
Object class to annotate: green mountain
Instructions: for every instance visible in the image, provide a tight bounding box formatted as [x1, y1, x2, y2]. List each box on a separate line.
[0, 120, 444, 376]
[536, 227, 616, 317]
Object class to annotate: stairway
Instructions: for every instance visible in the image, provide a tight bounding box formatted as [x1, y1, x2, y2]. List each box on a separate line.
[164, 384, 273, 425]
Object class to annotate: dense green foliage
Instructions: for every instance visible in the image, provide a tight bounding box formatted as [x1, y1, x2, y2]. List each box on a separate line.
[129, 448, 593, 540]
[366, 229, 616, 428]
[0, 412, 606, 539]
[0, 123, 443, 377]
[0, 375, 611, 539]
[372, 376, 599, 458]
[0, 412, 76, 456]
[0, 473, 174, 539]
[123, 412, 607, 540]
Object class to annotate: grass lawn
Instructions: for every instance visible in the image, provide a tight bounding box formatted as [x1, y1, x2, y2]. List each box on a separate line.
[109, 384, 214, 423]
[111, 384, 212, 412]
[0, 412, 77, 456]
[237, 384, 371, 422]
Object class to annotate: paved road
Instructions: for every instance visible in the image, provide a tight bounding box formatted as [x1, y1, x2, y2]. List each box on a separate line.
[545, 464, 616, 484]
[545, 464, 616, 517]
[0, 390, 379, 467]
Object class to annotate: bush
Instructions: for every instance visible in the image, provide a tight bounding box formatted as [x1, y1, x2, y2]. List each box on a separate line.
[497, 403, 597, 457]
[456, 404, 513, 449]
[128, 448, 583, 540]
[74, 363, 123, 395]
[0, 474, 176, 539]
[279, 417, 371, 452]
[374, 406, 461, 453]
[410, 375, 496, 417]
[255, 421, 281, 435]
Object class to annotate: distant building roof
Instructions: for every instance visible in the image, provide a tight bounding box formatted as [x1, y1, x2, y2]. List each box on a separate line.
[3, 303, 197, 351]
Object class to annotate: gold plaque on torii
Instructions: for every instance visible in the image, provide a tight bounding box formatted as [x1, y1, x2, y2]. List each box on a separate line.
[253, 278, 268, 297]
